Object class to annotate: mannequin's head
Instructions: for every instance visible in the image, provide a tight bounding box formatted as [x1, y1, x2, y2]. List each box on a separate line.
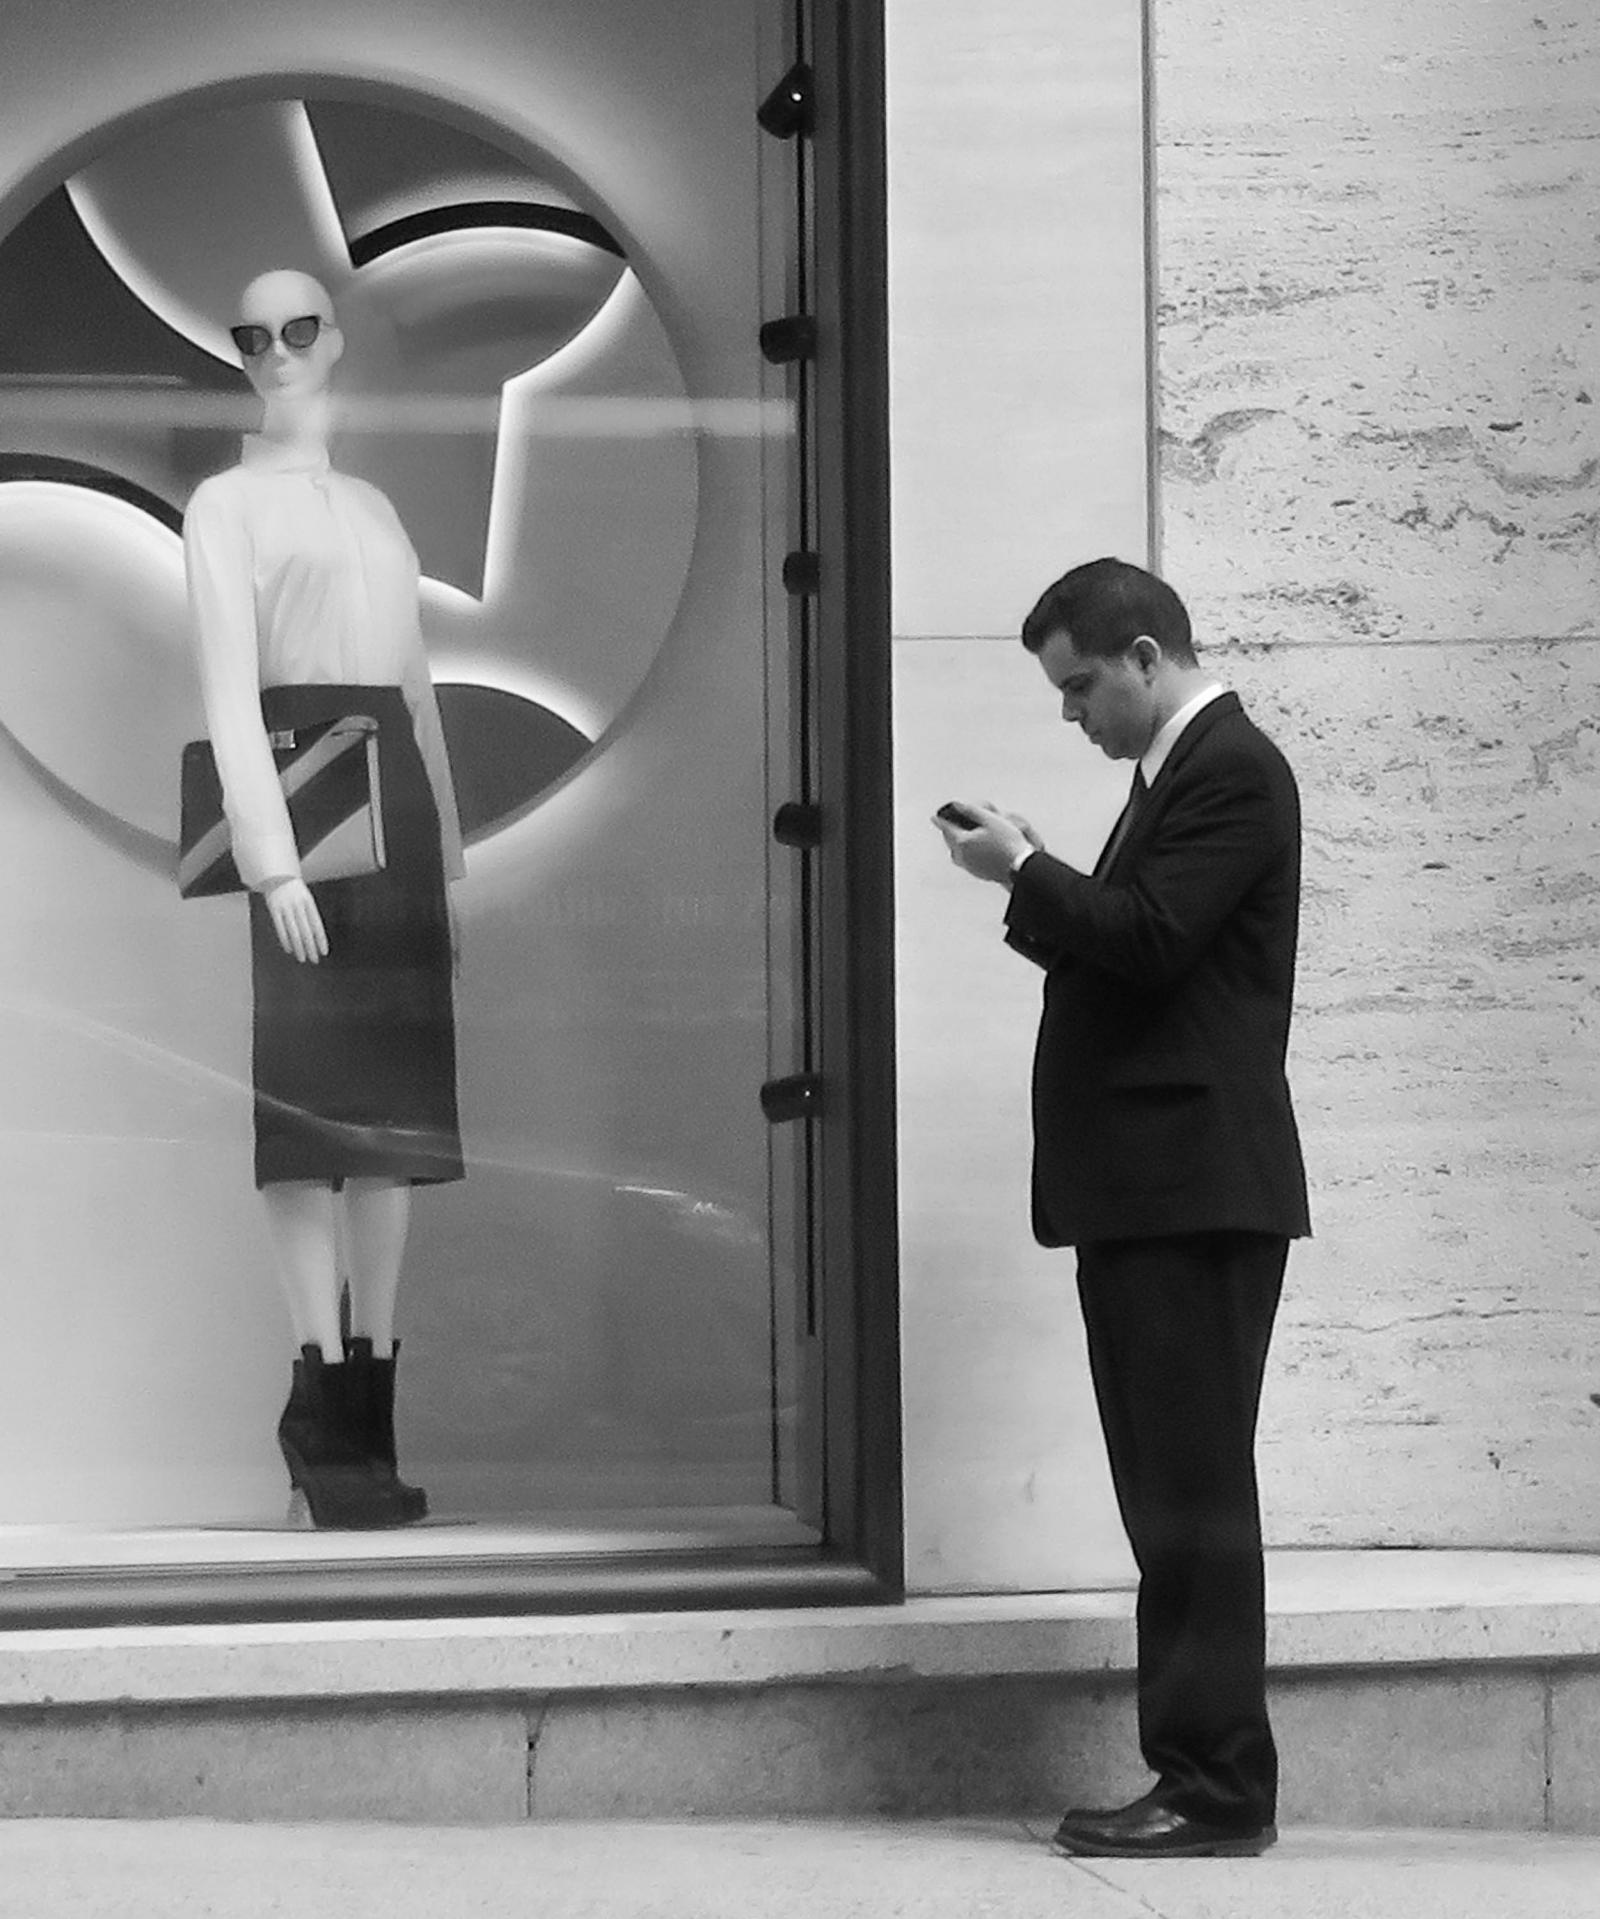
[233, 269, 343, 410]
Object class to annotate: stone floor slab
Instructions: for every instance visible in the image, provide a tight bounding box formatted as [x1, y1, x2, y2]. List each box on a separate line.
[1, 1820, 1600, 1919]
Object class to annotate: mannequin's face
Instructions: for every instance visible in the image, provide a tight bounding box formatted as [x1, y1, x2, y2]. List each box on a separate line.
[234, 271, 343, 407]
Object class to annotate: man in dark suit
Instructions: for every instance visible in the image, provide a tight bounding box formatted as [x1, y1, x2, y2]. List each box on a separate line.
[936, 556, 1309, 1860]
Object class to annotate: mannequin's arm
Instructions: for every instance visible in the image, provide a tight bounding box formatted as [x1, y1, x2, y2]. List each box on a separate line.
[402, 641, 467, 884]
[183, 482, 301, 890]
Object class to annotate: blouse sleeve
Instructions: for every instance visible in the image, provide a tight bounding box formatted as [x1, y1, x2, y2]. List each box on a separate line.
[183, 480, 300, 890]
[403, 647, 467, 882]
[379, 506, 466, 883]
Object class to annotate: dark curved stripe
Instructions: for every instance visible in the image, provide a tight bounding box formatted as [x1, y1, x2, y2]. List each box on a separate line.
[434, 682, 593, 840]
[349, 201, 625, 268]
[0, 454, 183, 535]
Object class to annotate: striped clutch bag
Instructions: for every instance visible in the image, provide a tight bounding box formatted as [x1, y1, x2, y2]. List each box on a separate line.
[178, 714, 387, 898]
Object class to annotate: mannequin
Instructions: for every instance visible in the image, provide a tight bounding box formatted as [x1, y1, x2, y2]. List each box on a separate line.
[184, 269, 465, 1529]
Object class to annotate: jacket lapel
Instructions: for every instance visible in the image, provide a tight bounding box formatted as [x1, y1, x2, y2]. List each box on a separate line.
[1092, 771, 1146, 879]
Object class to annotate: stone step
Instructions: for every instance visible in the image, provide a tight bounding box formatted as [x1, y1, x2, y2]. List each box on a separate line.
[0, 1550, 1595, 1827]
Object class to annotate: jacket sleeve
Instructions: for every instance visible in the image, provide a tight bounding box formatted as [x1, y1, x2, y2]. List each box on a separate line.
[1003, 751, 1286, 990]
[1002, 872, 1058, 972]
[183, 481, 300, 890]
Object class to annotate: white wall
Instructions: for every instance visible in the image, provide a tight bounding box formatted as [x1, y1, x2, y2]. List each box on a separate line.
[887, 0, 1148, 1591]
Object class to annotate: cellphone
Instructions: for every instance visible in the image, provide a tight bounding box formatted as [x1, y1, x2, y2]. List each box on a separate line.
[936, 801, 984, 830]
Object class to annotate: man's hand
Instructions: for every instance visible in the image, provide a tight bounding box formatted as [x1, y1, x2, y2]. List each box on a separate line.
[933, 800, 1043, 886]
[263, 877, 329, 964]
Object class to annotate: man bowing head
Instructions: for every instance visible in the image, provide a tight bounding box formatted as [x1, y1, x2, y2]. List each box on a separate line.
[937, 556, 1310, 1860]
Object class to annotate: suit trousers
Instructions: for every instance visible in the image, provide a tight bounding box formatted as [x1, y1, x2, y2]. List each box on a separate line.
[1075, 1229, 1288, 1830]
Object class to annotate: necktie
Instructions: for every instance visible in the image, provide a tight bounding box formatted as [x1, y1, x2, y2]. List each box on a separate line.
[1100, 767, 1148, 872]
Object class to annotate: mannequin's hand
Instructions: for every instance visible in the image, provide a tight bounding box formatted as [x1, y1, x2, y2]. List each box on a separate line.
[933, 799, 1037, 886]
[263, 877, 328, 964]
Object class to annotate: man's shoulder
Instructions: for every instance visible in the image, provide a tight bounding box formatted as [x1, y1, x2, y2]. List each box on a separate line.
[1187, 696, 1297, 780]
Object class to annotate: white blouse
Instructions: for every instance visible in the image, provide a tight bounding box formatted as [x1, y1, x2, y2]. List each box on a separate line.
[183, 435, 466, 891]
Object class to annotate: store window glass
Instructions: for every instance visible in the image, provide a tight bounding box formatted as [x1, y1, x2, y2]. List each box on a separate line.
[0, 0, 850, 1605]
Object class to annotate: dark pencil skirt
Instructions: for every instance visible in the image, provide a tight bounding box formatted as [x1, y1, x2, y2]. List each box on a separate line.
[249, 683, 463, 1189]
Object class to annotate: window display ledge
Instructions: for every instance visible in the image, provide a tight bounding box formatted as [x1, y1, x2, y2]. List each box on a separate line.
[1, 1549, 1599, 1707]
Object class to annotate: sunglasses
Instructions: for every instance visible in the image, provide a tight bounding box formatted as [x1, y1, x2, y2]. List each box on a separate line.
[230, 314, 331, 358]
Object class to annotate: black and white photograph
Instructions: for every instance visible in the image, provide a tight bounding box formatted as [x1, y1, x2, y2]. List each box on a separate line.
[0, 2, 1594, 1915]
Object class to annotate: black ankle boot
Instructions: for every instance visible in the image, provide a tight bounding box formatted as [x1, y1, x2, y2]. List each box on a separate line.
[276, 1346, 422, 1530]
[343, 1337, 429, 1522]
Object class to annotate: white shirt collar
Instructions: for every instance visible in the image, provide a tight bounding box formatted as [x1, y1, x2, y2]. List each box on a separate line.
[1140, 682, 1227, 785]
[241, 434, 331, 477]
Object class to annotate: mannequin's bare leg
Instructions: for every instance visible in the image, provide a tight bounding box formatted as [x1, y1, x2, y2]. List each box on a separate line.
[342, 1178, 412, 1353]
[261, 1178, 423, 1529]
[259, 1181, 342, 1358]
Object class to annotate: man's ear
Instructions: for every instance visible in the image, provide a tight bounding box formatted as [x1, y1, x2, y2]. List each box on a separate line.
[1129, 634, 1162, 677]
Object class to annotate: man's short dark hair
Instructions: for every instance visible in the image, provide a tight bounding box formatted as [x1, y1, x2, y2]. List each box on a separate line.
[1021, 557, 1197, 666]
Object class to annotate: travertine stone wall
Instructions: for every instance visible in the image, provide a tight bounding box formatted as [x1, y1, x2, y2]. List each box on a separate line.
[893, 0, 1600, 1590]
[889, 0, 1149, 1592]
[1154, 1, 1600, 1543]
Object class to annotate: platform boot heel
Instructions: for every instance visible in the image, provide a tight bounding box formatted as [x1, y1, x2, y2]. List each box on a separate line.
[344, 1336, 429, 1523]
[276, 1345, 421, 1529]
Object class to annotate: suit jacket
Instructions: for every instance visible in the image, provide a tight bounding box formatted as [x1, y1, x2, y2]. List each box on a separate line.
[1003, 692, 1311, 1248]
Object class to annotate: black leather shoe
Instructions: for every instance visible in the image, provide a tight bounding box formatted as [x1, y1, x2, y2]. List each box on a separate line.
[1053, 1797, 1276, 1859]
[1054, 1786, 1165, 1829]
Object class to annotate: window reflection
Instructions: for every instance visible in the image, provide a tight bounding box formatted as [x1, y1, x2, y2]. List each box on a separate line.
[0, 16, 813, 1575]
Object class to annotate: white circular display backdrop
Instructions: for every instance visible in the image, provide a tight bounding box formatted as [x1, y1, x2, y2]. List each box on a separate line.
[0, 88, 700, 848]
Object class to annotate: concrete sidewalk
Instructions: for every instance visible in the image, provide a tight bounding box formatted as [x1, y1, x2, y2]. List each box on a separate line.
[0, 1818, 1598, 1918]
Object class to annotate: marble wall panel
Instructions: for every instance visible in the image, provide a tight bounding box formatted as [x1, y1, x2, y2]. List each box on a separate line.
[887, 0, 1150, 1592]
[894, 637, 1136, 1591]
[885, 0, 1148, 637]
[1152, 1, 1600, 647]
[897, 633, 1600, 1574]
[1150, 0, 1600, 1549]
[1228, 642, 1600, 1546]
[895, 0, 1600, 1586]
